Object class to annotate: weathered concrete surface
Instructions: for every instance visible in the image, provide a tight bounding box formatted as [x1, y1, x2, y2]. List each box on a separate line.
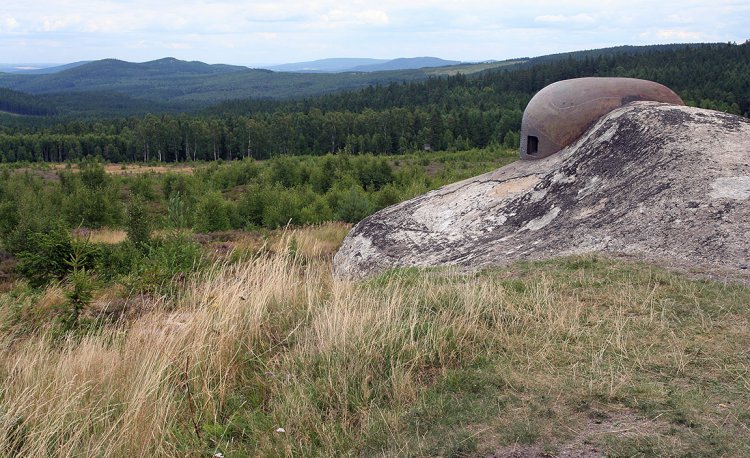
[519, 77, 683, 159]
[333, 102, 750, 281]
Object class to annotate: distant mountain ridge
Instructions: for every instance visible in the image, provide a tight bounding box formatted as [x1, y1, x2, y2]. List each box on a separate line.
[0, 62, 90, 74]
[265, 58, 389, 73]
[0, 43, 730, 117]
[348, 57, 461, 72]
[0, 57, 255, 97]
[0, 56, 458, 104]
[265, 57, 461, 73]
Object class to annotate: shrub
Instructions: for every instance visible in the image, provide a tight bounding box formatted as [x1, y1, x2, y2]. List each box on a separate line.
[195, 192, 232, 233]
[57, 268, 98, 333]
[162, 173, 196, 200]
[165, 192, 192, 229]
[79, 162, 108, 191]
[129, 234, 204, 293]
[374, 184, 402, 210]
[270, 156, 301, 187]
[96, 241, 145, 281]
[503, 130, 520, 149]
[126, 197, 152, 249]
[0, 200, 19, 238]
[15, 221, 99, 288]
[63, 185, 123, 229]
[334, 186, 373, 223]
[299, 196, 334, 225]
[128, 175, 159, 200]
[262, 188, 301, 228]
[236, 185, 266, 228]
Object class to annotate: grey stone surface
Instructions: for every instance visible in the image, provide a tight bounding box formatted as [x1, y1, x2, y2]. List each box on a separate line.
[333, 102, 750, 281]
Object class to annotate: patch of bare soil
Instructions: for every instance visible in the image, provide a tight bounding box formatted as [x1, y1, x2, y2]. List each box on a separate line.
[11, 163, 195, 180]
[607, 252, 750, 286]
[0, 250, 17, 293]
[487, 409, 670, 458]
[102, 164, 195, 175]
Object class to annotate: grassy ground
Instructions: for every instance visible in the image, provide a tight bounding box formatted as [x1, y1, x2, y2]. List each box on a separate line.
[0, 224, 748, 456]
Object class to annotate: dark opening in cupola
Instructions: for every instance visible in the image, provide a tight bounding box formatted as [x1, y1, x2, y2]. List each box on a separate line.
[527, 136, 539, 155]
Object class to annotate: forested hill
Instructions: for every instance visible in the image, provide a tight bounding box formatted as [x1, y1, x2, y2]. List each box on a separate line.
[0, 57, 440, 104]
[0, 41, 747, 163]
[0, 42, 730, 113]
[212, 42, 749, 116]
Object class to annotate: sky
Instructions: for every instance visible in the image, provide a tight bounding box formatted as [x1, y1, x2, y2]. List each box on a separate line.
[1, 0, 748, 66]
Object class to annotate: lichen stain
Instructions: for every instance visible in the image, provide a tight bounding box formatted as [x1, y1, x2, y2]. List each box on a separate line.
[709, 176, 750, 200]
[574, 198, 609, 220]
[490, 175, 541, 198]
[521, 206, 561, 231]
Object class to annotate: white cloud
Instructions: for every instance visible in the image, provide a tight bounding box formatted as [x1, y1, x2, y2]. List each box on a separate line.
[320, 9, 389, 26]
[165, 42, 191, 49]
[1, 17, 20, 32]
[0, 0, 747, 64]
[535, 13, 596, 24]
[357, 9, 390, 26]
[39, 14, 82, 32]
[647, 29, 709, 40]
[667, 13, 695, 24]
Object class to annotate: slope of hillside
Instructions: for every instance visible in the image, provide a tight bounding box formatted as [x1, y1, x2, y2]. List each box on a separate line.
[348, 57, 461, 72]
[0, 88, 58, 116]
[0, 57, 434, 103]
[266, 57, 461, 73]
[0, 61, 90, 75]
[1, 223, 749, 456]
[266, 58, 390, 72]
[0, 44, 697, 105]
[0, 58, 248, 94]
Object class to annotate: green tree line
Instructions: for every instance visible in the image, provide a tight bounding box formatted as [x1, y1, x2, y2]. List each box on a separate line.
[0, 106, 522, 162]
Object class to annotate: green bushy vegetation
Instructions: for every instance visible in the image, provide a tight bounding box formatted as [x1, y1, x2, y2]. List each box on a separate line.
[0, 147, 513, 300]
[0, 146, 513, 239]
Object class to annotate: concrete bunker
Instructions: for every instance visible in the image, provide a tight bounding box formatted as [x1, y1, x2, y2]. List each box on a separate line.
[519, 77, 684, 160]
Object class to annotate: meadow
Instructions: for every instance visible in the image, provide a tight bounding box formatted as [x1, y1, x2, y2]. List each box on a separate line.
[0, 223, 749, 456]
[0, 149, 748, 455]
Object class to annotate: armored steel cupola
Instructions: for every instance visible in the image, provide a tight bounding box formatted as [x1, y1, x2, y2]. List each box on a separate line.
[519, 77, 684, 160]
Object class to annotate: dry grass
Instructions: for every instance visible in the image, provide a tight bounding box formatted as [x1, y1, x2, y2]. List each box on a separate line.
[100, 164, 195, 176]
[9, 163, 196, 182]
[0, 228, 748, 456]
[60, 163, 195, 176]
[72, 228, 128, 245]
[271, 222, 351, 258]
[0, 249, 314, 456]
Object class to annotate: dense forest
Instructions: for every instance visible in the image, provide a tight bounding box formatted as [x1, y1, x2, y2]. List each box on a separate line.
[0, 88, 58, 117]
[0, 42, 747, 163]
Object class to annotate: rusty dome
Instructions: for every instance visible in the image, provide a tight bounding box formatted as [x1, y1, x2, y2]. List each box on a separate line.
[519, 77, 684, 160]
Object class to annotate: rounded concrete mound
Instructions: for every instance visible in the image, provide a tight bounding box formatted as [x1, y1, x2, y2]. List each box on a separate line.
[334, 102, 750, 282]
[519, 77, 684, 160]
